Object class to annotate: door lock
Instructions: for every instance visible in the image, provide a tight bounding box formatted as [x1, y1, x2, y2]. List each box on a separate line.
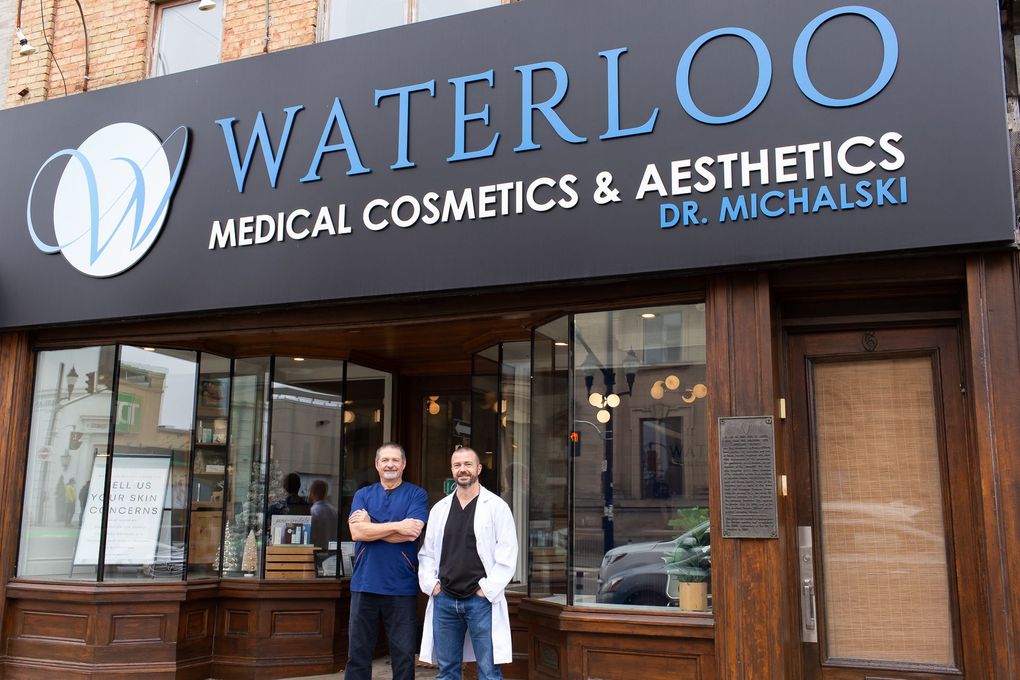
[797, 526, 818, 643]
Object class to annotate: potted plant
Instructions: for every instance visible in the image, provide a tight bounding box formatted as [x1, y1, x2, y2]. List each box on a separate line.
[664, 520, 711, 611]
[668, 505, 709, 533]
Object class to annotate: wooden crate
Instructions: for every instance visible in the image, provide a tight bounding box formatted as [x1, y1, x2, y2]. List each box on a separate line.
[266, 545, 318, 579]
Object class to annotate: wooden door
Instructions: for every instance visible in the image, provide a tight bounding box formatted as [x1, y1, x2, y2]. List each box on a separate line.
[787, 327, 988, 679]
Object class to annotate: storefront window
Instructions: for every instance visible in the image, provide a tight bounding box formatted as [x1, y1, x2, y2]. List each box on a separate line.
[573, 304, 709, 611]
[471, 347, 500, 493]
[267, 358, 343, 579]
[499, 341, 530, 590]
[339, 363, 392, 571]
[325, 0, 502, 40]
[472, 342, 530, 590]
[18, 347, 116, 580]
[101, 347, 198, 580]
[528, 318, 569, 600]
[19, 351, 398, 582]
[222, 357, 271, 578]
[189, 353, 231, 578]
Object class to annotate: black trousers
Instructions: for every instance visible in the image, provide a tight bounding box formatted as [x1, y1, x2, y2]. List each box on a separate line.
[344, 591, 418, 680]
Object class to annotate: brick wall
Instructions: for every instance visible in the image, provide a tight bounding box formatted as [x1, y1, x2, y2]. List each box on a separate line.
[222, 0, 318, 62]
[0, 0, 13, 107]
[5, 0, 55, 106]
[4, 0, 323, 108]
[3, 1, 519, 108]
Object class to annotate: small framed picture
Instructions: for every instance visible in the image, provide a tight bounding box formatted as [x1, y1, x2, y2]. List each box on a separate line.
[199, 378, 227, 409]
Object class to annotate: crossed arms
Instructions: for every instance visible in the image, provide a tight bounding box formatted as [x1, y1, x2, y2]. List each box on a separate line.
[349, 509, 424, 543]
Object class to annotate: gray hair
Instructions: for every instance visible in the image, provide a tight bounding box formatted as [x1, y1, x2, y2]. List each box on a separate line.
[376, 442, 406, 462]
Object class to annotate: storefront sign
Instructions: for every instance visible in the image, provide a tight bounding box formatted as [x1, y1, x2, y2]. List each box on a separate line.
[0, 0, 1012, 327]
[73, 455, 171, 566]
[718, 416, 778, 539]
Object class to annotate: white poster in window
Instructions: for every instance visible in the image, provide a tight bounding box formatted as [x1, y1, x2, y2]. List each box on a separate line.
[74, 455, 171, 565]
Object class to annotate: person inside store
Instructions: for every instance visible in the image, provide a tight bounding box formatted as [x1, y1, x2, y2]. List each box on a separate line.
[269, 472, 311, 516]
[308, 479, 338, 551]
[417, 447, 518, 680]
[345, 443, 429, 680]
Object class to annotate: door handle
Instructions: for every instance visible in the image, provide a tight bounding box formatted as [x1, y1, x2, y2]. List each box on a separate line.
[797, 526, 818, 643]
[802, 578, 816, 630]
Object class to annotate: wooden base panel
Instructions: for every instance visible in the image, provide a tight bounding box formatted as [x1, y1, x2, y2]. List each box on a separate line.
[2, 656, 181, 679]
[520, 598, 715, 680]
[1, 579, 349, 680]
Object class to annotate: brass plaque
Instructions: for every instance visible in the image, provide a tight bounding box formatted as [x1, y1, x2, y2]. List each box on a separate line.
[719, 416, 778, 539]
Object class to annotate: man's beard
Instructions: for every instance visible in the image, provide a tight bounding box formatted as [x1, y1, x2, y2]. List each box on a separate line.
[456, 473, 478, 487]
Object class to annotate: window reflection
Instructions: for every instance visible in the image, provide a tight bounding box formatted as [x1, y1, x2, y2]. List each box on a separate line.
[327, 0, 406, 39]
[339, 363, 392, 573]
[572, 304, 710, 611]
[528, 318, 569, 600]
[188, 353, 231, 578]
[268, 359, 343, 579]
[470, 342, 530, 590]
[499, 341, 530, 591]
[222, 358, 271, 578]
[153, 0, 223, 77]
[18, 347, 116, 580]
[103, 347, 198, 581]
[326, 0, 502, 40]
[417, 0, 500, 22]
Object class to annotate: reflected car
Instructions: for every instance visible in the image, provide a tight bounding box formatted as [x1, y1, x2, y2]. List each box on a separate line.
[596, 520, 710, 607]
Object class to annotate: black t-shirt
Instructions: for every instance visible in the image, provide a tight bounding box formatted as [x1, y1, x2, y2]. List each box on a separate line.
[439, 496, 487, 599]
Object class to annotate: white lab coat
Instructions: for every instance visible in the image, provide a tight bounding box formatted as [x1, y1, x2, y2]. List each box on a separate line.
[418, 486, 518, 665]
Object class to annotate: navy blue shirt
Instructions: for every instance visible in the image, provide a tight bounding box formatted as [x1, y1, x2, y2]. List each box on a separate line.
[349, 481, 429, 595]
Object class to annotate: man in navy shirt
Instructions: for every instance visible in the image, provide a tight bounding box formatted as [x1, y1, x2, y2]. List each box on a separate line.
[345, 443, 429, 680]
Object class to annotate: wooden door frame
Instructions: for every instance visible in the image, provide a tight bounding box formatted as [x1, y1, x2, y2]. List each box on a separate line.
[783, 324, 989, 679]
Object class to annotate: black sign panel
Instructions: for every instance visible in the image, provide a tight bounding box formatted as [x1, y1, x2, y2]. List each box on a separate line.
[719, 416, 778, 539]
[0, 0, 1013, 327]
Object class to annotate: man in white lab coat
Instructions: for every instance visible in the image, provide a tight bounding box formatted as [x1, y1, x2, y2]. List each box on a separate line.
[418, 447, 518, 680]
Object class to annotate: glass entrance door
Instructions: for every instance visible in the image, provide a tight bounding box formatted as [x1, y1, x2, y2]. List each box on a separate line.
[419, 391, 472, 507]
[788, 327, 988, 678]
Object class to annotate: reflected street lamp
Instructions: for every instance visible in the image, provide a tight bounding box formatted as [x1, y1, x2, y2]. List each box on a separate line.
[66, 366, 78, 399]
[576, 336, 641, 555]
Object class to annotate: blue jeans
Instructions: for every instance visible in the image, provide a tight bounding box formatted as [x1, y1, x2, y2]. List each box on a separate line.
[345, 591, 418, 680]
[433, 591, 501, 680]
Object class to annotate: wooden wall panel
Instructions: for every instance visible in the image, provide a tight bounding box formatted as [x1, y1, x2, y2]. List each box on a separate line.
[176, 589, 217, 680]
[4, 589, 181, 674]
[707, 274, 789, 679]
[110, 613, 166, 643]
[270, 609, 322, 637]
[521, 599, 715, 680]
[583, 649, 700, 680]
[965, 252, 1020, 679]
[19, 610, 89, 642]
[212, 581, 343, 680]
[0, 332, 34, 643]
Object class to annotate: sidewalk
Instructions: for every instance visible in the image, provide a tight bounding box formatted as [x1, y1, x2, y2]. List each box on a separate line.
[288, 657, 439, 680]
